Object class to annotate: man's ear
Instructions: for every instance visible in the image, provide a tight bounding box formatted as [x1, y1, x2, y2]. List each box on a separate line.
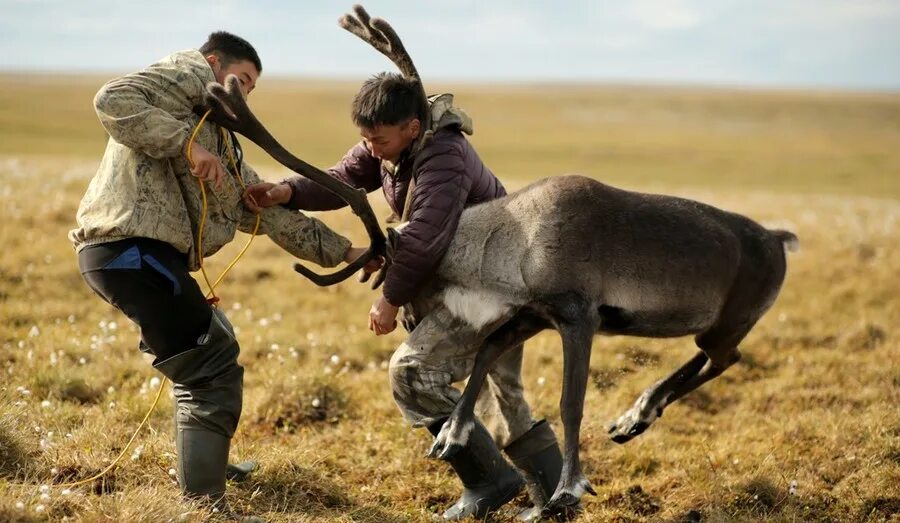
[205, 54, 220, 70]
[407, 118, 421, 139]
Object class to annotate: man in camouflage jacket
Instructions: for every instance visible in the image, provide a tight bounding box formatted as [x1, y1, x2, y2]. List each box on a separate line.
[69, 32, 365, 509]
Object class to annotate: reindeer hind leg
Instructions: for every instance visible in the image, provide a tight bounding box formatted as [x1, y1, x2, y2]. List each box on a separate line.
[608, 290, 768, 444]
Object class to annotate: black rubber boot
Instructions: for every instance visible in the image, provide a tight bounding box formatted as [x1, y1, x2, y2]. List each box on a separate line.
[154, 310, 243, 506]
[428, 419, 525, 521]
[504, 420, 580, 521]
[226, 461, 259, 482]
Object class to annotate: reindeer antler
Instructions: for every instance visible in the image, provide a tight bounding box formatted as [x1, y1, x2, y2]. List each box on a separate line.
[339, 5, 420, 80]
[204, 75, 386, 286]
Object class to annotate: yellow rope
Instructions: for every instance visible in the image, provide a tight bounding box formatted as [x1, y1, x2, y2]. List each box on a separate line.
[186, 111, 262, 303]
[55, 111, 260, 490]
[56, 379, 168, 488]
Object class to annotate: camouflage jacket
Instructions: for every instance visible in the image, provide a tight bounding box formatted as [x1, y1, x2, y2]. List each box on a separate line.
[69, 49, 351, 270]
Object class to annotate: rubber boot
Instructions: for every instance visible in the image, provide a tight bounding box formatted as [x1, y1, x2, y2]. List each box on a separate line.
[226, 461, 259, 482]
[428, 419, 525, 521]
[153, 309, 243, 506]
[504, 420, 580, 521]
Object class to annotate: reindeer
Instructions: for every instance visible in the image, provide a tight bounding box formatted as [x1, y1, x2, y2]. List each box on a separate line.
[202, 5, 799, 516]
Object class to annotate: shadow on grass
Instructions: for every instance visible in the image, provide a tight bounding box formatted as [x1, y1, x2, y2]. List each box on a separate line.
[232, 460, 409, 522]
[641, 475, 872, 523]
[0, 424, 33, 480]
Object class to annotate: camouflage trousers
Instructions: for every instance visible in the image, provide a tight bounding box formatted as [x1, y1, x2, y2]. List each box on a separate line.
[389, 298, 535, 448]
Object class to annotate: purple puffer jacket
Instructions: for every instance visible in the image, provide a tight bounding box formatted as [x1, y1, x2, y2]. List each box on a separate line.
[283, 127, 506, 306]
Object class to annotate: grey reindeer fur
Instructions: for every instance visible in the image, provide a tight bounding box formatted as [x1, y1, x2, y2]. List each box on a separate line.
[419, 175, 798, 514]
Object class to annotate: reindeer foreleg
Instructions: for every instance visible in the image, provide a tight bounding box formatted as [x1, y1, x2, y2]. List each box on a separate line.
[544, 319, 597, 512]
[429, 311, 546, 460]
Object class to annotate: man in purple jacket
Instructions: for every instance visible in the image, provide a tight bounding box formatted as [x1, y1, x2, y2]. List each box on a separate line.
[244, 73, 567, 521]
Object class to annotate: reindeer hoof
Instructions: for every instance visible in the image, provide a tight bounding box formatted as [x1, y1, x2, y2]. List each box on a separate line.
[608, 392, 665, 444]
[545, 476, 595, 514]
[427, 418, 474, 460]
[607, 420, 649, 444]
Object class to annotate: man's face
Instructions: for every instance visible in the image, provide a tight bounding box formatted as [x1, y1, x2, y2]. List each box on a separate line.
[360, 118, 420, 164]
[206, 55, 259, 98]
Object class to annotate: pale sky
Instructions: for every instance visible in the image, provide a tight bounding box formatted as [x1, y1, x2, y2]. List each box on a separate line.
[2, 0, 899, 90]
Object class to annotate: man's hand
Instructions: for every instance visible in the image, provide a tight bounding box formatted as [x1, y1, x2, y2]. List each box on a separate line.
[188, 142, 226, 190]
[369, 295, 399, 336]
[345, 246, 384, 275]
[243, 182, 292, 213]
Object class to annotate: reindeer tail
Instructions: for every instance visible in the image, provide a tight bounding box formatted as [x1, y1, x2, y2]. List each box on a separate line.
[771, 229, 800, 253]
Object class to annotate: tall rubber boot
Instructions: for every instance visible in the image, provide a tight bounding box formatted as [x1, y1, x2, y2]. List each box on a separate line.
[504, 420, 580, 521]
[428, 419, 525, 521]
[153, 309, 243, 505]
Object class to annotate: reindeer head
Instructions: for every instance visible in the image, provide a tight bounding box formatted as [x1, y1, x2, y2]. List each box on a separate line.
[203, 74, 386, 287]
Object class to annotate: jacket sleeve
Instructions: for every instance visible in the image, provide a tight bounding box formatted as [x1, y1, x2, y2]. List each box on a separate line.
[239, 163, 351, 268]
[382, 141, 473, 306]
[93, 64, 204, 160]
[282, 141, 382, 211]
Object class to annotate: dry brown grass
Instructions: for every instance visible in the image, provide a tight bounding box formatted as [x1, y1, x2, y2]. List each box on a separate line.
[0, 74, 897, 522]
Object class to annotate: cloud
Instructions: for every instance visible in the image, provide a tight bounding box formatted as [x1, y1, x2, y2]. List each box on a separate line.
[624, 0, 702, 30]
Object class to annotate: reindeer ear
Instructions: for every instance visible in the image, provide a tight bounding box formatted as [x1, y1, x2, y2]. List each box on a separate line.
[203, 83, 236, 122]
[386, 227, 401, 254]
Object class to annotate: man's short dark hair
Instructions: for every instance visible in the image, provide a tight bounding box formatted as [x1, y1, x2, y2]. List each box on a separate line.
[352, 72, 424, 128]
[200, 31, 262, 74]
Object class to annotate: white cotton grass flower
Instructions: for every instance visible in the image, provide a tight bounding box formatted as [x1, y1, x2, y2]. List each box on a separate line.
[537, 376, 546, 386]
[39, 485, 50, 494]
[15, 501, 24, 510]
[330, 354, 340, 365]
[50, 467, 58, 475]
[41, 400, 51, 408]
[28, 325, 40, 337]
[149, 377, 161, 389]
[61, 488, 72, 496]
[789, 480, 798, 495]
[311, 398, 322, 408]
[35, 504, 45, 513]
[39, 493, 50, 502]
[169, 468, 177, 477]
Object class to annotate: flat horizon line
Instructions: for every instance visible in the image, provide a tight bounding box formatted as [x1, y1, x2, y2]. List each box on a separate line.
[2, 68, 898, 96]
